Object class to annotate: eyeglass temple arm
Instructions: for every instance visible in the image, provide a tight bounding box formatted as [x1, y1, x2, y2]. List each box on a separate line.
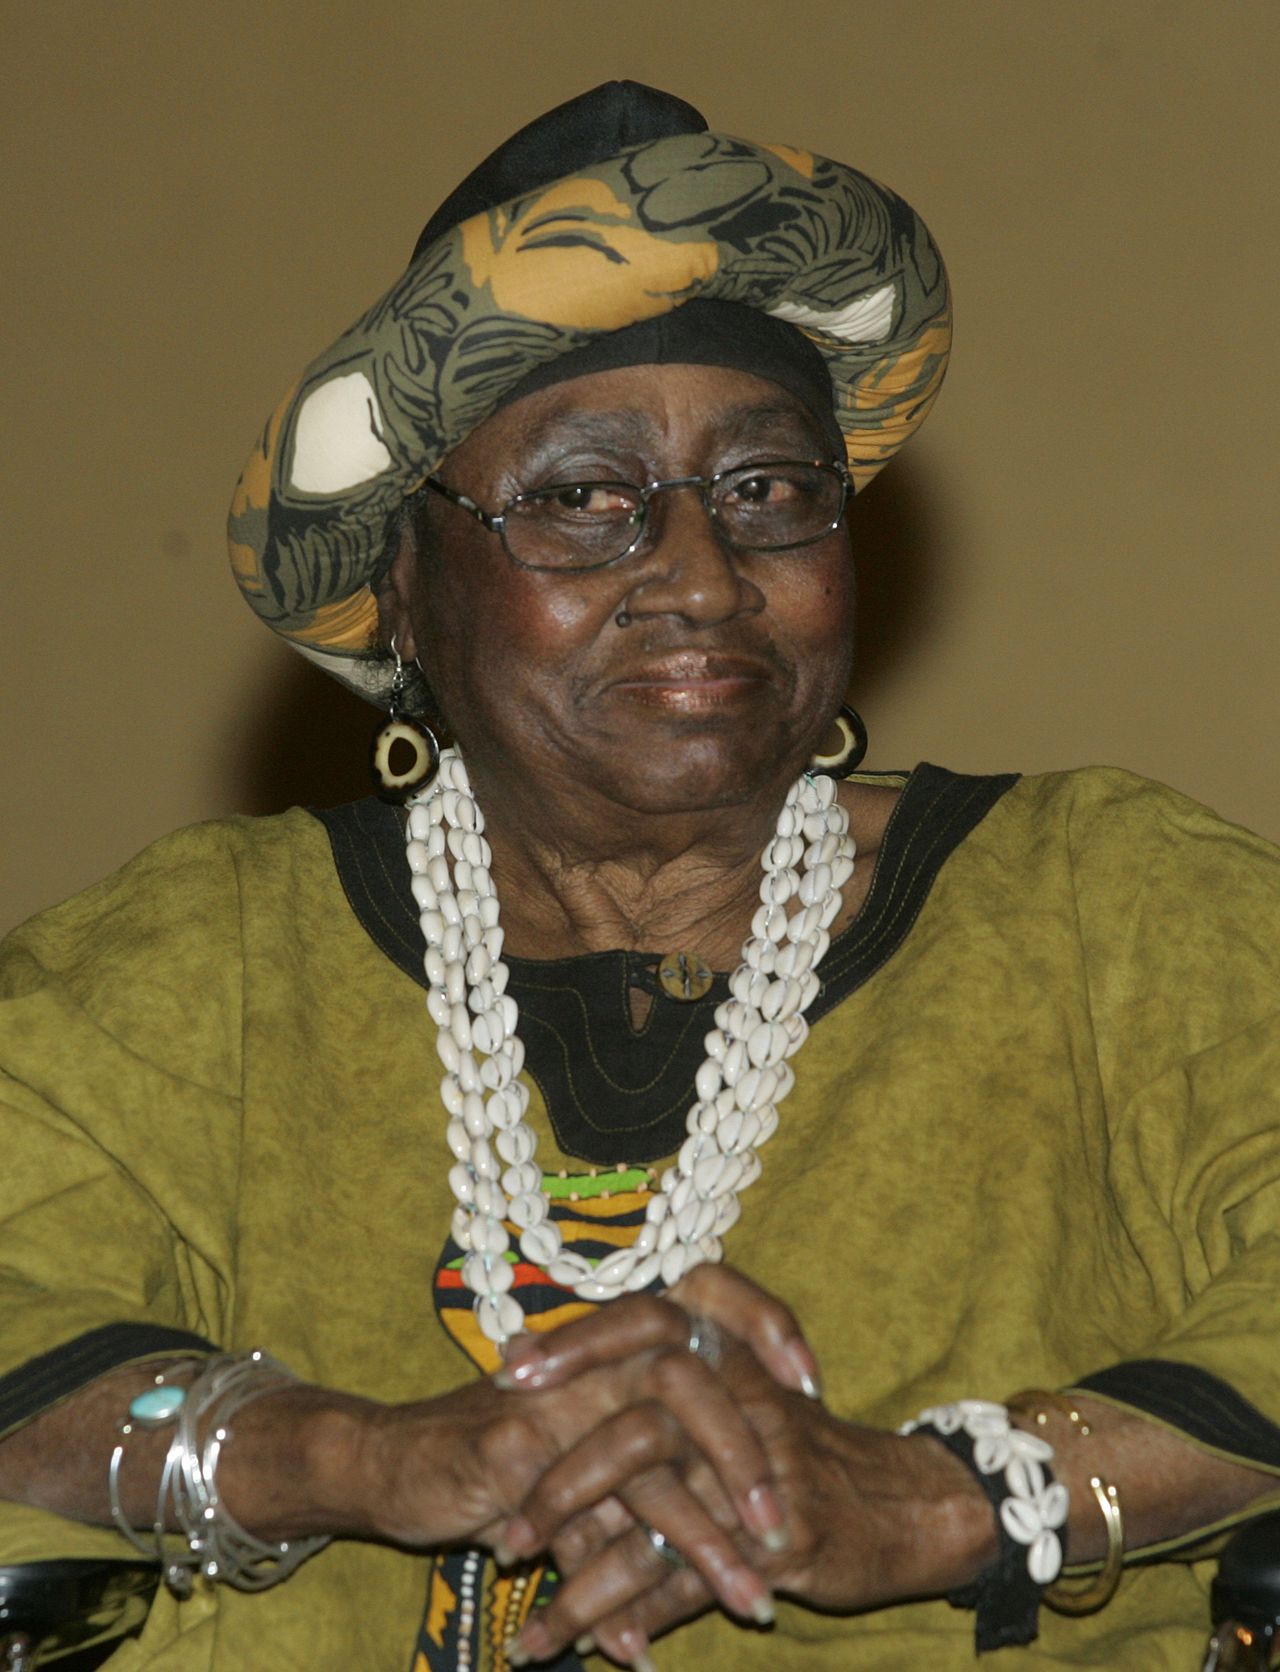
[423, 477, 503, 533]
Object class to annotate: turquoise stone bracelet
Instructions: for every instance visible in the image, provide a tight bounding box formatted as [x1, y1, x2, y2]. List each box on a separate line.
[128, 1383, 187, 1428]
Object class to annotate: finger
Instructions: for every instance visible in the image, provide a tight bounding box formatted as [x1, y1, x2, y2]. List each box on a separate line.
[493, 1293, 690, 1390]
[506, 1355, 785, 1551]
[496, 1269, 822, 1401]
[512, 1509, 767, 1666]
[537, 1493, 631, 1579]
[514, 1491, 634, 1578]
[674, 1265, 822, 1399]
[578, 1564, 713, 1668]
[617, 1469, 773, 1625]
[524, 1431, 769, 1630]
[502, 1401, 706, 1562]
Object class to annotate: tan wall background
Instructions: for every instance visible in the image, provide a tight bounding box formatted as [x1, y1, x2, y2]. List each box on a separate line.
[2, 1, 1276, 935]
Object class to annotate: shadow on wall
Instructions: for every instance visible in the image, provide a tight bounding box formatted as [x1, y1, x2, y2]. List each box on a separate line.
[848, 455, 946, 712]
[225, 455, 947, 816]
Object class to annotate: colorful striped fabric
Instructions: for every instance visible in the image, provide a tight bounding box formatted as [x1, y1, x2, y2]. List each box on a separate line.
[416, 1165, 657, 1671]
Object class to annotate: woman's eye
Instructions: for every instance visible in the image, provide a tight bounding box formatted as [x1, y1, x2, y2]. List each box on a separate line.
[732, 473, 793, 505]
[547, 484, 636, 516]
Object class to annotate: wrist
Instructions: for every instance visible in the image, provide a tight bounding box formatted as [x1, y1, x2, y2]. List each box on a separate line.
[219, 1383, 384, 1542]
[901, 1399, 1069, 1653]
[785, 1418, 998, 1611]
[889, 1430, 1000, 1596]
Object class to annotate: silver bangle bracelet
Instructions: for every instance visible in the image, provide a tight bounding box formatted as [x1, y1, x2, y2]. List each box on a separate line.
[108, 1349, 330, 1595]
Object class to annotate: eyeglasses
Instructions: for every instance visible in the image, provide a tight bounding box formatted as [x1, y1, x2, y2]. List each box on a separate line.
[419, 459, 850, 572]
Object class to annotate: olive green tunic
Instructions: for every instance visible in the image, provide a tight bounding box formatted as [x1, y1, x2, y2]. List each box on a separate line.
[2, 765, 1279, 1669]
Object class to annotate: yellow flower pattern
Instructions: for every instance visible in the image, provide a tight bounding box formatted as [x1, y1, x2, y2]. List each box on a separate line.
[461, 177, 718, 330]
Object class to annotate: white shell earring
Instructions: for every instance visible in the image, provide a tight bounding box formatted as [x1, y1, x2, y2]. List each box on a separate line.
[370, 639, 440, 803]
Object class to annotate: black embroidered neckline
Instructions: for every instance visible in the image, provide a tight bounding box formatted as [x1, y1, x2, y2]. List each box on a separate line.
[312, 763, 1017, 1164]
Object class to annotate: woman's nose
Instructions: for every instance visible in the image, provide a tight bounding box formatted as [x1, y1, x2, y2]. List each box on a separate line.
[621, 485, 762, 627]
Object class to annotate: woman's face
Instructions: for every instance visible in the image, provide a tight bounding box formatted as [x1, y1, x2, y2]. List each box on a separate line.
[382, 363, 855, 818]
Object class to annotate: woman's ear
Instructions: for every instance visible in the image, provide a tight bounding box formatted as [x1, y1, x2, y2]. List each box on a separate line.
[374, 518, 421, 662]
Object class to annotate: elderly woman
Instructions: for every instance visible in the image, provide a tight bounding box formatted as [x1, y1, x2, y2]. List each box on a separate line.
[2, 81, 1280, 1672]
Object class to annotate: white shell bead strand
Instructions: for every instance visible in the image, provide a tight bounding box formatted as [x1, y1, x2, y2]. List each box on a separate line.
[407, 750, 854, 1347]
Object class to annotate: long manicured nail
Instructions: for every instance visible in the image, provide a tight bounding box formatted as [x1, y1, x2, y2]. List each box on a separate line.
[781, 1340, 823, 1400]
[505, 1641, 532, 1667]
[726, 1568, 775, 1624]
[744, 1483, 789, 1550]
[617, 1627, 656, 1671]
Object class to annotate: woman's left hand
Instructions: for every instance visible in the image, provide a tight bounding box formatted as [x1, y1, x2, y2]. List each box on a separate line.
[497, 1266, 993, 1665]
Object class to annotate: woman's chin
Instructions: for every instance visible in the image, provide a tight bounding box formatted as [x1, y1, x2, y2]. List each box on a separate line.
[585, 735, 798, 817]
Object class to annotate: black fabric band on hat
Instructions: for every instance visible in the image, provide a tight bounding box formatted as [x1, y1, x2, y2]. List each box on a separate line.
[412, 81, 709, 261]
[493, 298, 845, 456]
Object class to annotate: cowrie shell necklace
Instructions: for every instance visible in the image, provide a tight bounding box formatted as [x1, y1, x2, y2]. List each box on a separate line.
[405, 748, 854, 1348]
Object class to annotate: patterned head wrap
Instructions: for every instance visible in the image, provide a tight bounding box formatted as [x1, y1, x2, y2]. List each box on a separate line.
[228, 81, 951, 707]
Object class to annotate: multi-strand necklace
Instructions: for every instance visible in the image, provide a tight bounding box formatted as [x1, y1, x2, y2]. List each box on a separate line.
[405, 750, 855, 1347]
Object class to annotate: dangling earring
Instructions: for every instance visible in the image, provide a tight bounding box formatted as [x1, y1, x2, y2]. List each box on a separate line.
[370, 639, 440, 803]
[809, 704, 868, 777]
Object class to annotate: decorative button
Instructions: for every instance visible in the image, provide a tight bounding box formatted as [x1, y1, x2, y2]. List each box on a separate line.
[657, 950, 714, 1001]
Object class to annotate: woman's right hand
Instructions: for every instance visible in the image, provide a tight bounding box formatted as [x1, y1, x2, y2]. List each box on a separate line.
[341, 1347, 784, 1624]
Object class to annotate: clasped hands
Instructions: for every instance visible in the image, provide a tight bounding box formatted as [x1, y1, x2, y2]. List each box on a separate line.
[362, 1267, 986, 1667]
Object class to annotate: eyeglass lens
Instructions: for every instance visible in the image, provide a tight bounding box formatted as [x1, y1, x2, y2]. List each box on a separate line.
[502, 463, 845, 569]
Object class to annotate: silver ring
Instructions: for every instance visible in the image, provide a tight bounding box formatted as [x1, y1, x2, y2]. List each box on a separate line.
[684, 1311, 722, 1370]
[644, 1524, 687, 1570]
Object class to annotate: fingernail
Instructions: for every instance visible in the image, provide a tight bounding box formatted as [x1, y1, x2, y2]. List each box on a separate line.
[493, 1363, 547, 1391]
[505, 1642, 532, 1667]
[761, 1524, 791, 1552]
[499, 1515, 537, 1558]
[726, 1568, 775, 1625]
[744, 1483, 787, 1544]
[493, 1540, 517, 1568]
[493, 1348, 546, 1392]
[781, 1340, 822, 1400]
[618, 1627, 655, 1671]
[751, 1592, 776, 1625]
[574, 1635, 596, 1656]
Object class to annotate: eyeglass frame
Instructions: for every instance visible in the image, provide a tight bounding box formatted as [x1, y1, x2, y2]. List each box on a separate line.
[415, 458, 852, 573]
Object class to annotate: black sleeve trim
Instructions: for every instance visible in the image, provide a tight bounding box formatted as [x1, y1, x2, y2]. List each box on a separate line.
[0, 1323, 219, 1437]
[1072, 1360, 1280, 1470]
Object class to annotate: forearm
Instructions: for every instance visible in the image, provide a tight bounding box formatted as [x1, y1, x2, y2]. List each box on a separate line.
[1019, 1395, 1278, 1562]
[888, 1393, 1279, 1601]
[0, 1359, 381, 1543]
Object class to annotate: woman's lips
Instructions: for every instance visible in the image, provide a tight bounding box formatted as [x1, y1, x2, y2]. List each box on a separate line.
[604, 654, 772, 711]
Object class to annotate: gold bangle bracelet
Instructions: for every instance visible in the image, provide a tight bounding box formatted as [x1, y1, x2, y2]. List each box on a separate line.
[1007, 1389, 1126, 1616]
[1044, 1475, 1124, 1615]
